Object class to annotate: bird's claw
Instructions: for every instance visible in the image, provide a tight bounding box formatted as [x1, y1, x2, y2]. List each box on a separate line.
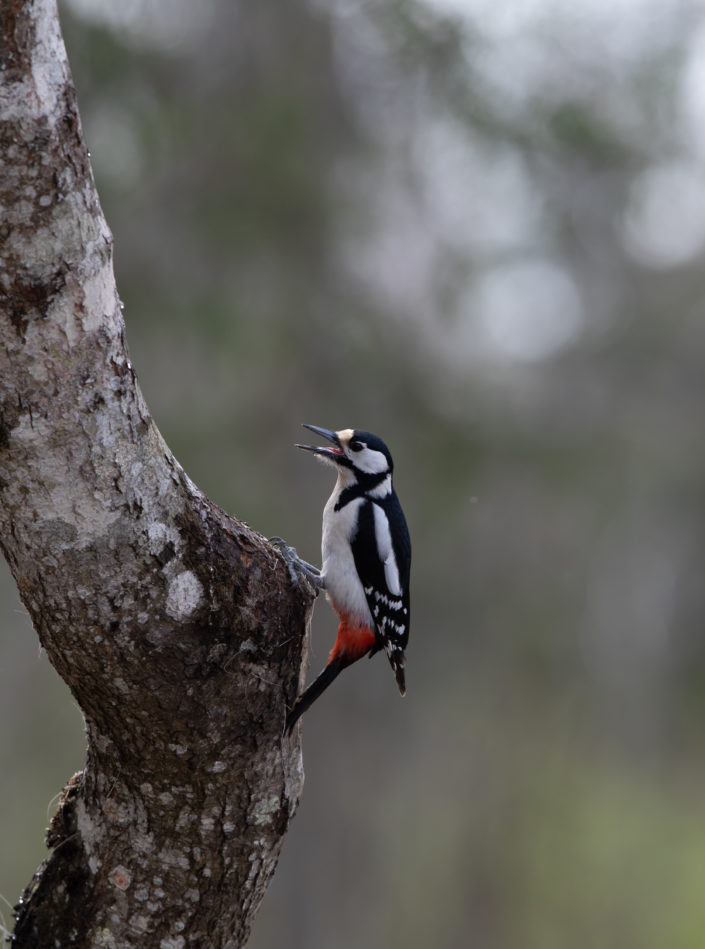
[269, 537, 323, 592]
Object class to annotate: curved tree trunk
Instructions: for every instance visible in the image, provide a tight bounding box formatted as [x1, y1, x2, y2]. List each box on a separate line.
[0, 1, 310, 945]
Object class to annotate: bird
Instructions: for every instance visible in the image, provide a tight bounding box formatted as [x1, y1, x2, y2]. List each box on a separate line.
[273, 424, 411, 733]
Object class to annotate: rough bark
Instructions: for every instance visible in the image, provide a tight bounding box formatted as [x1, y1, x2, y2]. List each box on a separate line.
[0, 1, 311, 945]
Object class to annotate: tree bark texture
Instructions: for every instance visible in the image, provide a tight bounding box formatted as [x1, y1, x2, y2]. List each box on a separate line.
[0, 2, 311, 945]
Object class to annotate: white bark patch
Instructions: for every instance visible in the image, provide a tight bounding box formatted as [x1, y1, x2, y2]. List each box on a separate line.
[75, 799, 103, 874]
[80, 268, 112, 333]
[94, 930, 118, 949]
[31, 0, 69, 116]
[158, 848, 190, 870]
[166, 571, 203, 621]
[251, 793, 281, 826]
[148, 521, 180, 555]
[10, 413, 123, 547]
[133, 831, 156, 855]
[168, 743, 189, 756]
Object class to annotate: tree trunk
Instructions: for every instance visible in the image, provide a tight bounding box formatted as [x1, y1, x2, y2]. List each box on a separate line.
[0, 1, 310, 945]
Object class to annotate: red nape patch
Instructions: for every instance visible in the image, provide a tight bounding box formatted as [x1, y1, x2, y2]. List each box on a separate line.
[328, 620, 376, 663]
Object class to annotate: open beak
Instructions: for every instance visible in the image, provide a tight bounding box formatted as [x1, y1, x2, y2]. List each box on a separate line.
[296, 424, 345, 462]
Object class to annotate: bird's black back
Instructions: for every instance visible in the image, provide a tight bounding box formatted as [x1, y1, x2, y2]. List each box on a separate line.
[350, 489, 411, 654]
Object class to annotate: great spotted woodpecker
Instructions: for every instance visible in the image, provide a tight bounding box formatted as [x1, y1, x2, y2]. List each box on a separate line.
[274, 425, 411, 732]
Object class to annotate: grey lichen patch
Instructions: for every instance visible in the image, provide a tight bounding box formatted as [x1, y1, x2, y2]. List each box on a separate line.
[74, 798, 104, 875]
[7, 413, 123, 547]
[165, 570, 203, 621]
[129, 914, 151, 934]
[157, 848, 191, 871]
[250, 793, 282, 827]
[159, 938, 186, 949]
[147, 521, 181, 559]
[93, 929, 118, 949]
[168, 743, 189, 756]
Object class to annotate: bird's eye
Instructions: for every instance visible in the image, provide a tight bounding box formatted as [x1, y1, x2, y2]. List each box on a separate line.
[349, 441, 363, 452]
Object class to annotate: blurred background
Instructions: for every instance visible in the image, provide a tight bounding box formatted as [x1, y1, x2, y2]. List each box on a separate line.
[2, 0, 705, 944]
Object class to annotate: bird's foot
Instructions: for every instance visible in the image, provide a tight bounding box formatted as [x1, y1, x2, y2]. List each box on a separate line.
[269, 537, 323, 593]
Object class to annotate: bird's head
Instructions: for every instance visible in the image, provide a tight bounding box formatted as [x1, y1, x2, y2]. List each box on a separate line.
[296, 425, 393, 483]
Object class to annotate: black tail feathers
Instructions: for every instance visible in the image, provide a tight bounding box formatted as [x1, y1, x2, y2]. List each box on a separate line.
[394, 661, 406, 696]
[285, 657, 345, 734]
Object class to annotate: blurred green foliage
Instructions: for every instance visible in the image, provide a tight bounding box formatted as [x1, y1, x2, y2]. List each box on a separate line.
[3, 0, 705, 945]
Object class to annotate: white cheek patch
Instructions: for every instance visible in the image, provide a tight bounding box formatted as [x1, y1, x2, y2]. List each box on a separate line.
[355, 448, 388, 475]
[373, 503, 401, 595]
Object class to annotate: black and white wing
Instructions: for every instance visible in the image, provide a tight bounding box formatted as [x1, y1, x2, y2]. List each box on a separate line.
[351, 494, 411, 694]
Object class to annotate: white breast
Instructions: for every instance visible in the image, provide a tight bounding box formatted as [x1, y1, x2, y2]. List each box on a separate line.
[320, 490, 373, 627]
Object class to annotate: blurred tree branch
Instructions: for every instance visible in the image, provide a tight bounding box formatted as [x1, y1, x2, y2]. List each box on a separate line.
[0, 1, 310, 945]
